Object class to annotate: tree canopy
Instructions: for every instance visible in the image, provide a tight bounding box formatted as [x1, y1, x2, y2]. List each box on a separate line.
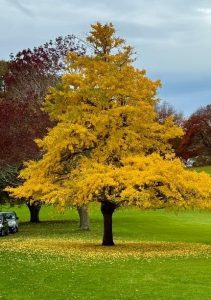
[7, 23, 211, 245]
[4, 35, 84, 105]
[178, 104, 211, 165]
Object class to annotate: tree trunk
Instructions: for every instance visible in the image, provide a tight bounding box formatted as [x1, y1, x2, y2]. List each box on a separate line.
[101, 201, 116, 246]
[27, 203, 41, 223]
[77, 205, 89, 230]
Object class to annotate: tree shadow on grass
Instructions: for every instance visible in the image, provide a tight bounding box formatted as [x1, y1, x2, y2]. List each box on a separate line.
[11, 220, 99, 239]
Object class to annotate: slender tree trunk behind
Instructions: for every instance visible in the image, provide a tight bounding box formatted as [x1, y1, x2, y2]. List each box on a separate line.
[101, 201, 116, 246]
[77, 205, 89, 230]
[27, 203, 41, 223]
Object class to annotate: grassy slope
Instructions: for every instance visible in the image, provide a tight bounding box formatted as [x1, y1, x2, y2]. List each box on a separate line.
[194, 165, 211, 175]
[1, 166, 211, 299]
[3, 204, 211, 244]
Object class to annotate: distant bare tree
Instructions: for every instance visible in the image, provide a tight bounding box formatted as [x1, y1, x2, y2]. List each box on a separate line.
[156, 101, 184, 126]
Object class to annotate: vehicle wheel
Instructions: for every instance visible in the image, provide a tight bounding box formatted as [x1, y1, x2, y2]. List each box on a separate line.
[5, 229, 9, 236]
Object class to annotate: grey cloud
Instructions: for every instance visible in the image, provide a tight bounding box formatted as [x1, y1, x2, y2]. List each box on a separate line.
[1, 0, 211, 115]
[159, 88, 211, 116]
[6, 0, 34, 17]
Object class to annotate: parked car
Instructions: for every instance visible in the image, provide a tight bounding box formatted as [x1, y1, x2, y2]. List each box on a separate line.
[0, 212, 19, 233]
[0, 214, 9, 236]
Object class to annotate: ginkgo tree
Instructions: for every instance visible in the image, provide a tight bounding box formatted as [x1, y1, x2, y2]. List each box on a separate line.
[7, 23, 211, 245]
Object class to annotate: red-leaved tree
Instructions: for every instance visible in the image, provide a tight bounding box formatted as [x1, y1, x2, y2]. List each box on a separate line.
[178, 105, 211, 165]
[4, 35, 85, 104]
[0, 35, 86, 223]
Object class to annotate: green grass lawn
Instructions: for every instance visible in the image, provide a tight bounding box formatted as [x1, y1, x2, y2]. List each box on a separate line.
[1, 166, 211, 299]
[194, 165, 211, 175]
[1, 205, 211, 299]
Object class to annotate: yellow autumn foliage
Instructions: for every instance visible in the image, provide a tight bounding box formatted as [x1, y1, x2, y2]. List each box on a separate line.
[6, 23, 211, 210]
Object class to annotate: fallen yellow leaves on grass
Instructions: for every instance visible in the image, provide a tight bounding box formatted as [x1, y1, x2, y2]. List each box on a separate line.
[1, 238, 211, 260]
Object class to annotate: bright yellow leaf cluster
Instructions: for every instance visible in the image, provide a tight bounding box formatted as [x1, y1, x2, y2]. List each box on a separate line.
[6, 23, 211, 210]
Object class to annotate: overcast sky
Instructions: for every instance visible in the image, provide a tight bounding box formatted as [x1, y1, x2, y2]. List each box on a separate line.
[1, 0, 211, 116]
